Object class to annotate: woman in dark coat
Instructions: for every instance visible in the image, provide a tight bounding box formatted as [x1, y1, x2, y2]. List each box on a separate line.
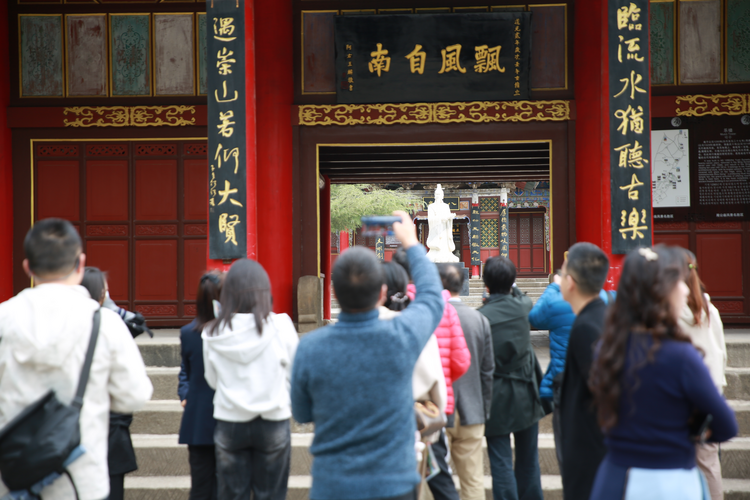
[178, 272, 222, 500]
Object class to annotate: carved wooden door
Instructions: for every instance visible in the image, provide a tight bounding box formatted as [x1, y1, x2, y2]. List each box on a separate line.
[34, 140, 208, 327]
[508, 211, 547, 276]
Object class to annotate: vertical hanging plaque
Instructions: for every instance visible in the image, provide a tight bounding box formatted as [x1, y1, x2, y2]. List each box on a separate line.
[499, 203, 509, 259]
[375, 235, 385, 261]
[470, 203, 481, 266]
[208, 0, 247, 259]
[609, 0, 652, 253]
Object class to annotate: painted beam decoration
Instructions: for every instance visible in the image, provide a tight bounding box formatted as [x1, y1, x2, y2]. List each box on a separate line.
[609, 0, 652, 253]
[334, 13, 531, 104]
[207, 0, 247, 259]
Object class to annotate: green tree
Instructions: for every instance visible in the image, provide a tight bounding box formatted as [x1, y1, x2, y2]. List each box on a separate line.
[330, 184, 425, 233]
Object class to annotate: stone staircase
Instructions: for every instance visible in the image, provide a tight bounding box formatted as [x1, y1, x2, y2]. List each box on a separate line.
[128, 327, 750, 499]
[331, 277, 551, 319]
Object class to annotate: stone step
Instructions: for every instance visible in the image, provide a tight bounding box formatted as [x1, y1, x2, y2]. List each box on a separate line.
[130, 398, 750, 439]
[147, 367, 180, 401]
[726, 368, 750, 401]
[728, 334, 750, 368]
[123, 475, 566, 500]
[131, 401, 315, 435]
[123, 474, 750, 500]
[137, 330, 181, 368]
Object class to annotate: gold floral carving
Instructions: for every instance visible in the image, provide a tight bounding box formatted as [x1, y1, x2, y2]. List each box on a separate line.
[63, 106, 196, 127]
[298, 101, 571, 126]
[674, 94, 749, 117]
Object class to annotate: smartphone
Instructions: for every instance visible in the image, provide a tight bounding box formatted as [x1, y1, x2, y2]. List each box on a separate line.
[361, 216, 401, 236]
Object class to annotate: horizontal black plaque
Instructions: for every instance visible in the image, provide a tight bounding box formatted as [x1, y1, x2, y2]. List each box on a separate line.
[335, 13, 532, 104]
[424, 197, 460, 211]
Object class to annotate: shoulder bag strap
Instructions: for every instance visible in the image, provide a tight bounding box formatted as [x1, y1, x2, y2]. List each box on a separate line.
[71, 309, 101, 410]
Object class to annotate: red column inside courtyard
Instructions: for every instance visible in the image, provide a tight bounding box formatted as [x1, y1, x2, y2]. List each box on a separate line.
[573, 0, 624, 288]
[255, 0, 294, 315]
[320, 176, 331, 320]
[0, 0, 13, 301]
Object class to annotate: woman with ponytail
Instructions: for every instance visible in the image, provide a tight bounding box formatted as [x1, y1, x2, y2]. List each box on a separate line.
[588, 245, 737, 500]
[678, 250, 728, 500]
[178, 271, 223, 500]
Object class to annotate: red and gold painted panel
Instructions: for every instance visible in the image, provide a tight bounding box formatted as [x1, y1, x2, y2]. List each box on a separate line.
[29, 139, 208, 325]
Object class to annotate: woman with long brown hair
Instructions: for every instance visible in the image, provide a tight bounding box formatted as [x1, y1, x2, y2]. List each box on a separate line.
[678, 250, 727, 500]
[588, 246, 737, 500]
[202, 259, 298, 500]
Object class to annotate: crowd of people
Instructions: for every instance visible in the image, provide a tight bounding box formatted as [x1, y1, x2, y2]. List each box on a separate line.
[0, 215, 739, 500]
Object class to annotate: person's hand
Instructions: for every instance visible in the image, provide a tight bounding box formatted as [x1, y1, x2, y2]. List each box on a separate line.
[553, 274, 562, 285]
[181, 399, 187, 408]
[392, 211, 419, 249]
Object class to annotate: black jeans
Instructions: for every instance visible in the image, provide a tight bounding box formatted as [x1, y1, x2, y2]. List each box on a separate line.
[188, 445, 217, 500]
[427, 428, 461, 500]
[214, 418, 291, 500]
[107, 474, 124, 500]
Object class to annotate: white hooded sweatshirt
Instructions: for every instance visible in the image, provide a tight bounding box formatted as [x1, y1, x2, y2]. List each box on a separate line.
[0, 284, 153, 500]
[202, 312, 299, 422]
[679, 294, 727, 392]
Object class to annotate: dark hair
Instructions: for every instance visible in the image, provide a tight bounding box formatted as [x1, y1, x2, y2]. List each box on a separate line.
[589, 245, 690, 432]
[24, 218, 82, 277]
[483, 256, 516, 295]
[391, 247, 411, 280]
[382, 261, 410, 311]
[81, 267, 106, 304]
[565, 242, 610, 296]
[332, 246, 384, 312]
[438, 263, 464, 294]
[196, 272, 223, 330]
[208, 259, 272, 336]
[683, 249, 709, 326]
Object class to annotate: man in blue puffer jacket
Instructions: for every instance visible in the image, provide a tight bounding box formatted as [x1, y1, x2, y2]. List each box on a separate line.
[529, 271, 614, 469]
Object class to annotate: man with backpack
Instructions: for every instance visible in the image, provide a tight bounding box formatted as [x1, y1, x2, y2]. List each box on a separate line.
[0, 218, 153, 499]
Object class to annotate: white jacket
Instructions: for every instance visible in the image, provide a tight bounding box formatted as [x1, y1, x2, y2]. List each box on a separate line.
[0, 284, 153, 500]
[379, 307, 447, 413]
[679, 295, 727, 392]
[203, 312, 299, 422]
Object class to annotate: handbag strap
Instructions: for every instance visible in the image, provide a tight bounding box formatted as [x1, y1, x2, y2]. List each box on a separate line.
[71, 309, 101, 410]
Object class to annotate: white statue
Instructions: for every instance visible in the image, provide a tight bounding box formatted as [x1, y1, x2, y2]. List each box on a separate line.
[426, 184, 458, 263]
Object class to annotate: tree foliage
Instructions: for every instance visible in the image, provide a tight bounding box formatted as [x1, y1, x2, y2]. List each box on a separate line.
[330, 184, 425, 232]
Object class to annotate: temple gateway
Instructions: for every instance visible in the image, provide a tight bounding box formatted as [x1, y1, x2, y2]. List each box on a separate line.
[1, 0, 749, 326]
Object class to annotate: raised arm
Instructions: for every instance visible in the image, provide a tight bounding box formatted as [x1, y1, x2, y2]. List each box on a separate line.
[529, 283, 566, 330]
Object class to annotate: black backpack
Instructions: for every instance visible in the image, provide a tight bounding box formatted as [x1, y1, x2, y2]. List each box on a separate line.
[0, 309, 100, 498]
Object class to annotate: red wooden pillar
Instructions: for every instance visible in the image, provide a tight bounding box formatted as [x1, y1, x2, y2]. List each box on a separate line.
[0, 0, 13, 301]
[255, 0, 294, 315]
[320, 176, 331, 320]
[340, 231, 350, 253]
[573, 0, 624, 289]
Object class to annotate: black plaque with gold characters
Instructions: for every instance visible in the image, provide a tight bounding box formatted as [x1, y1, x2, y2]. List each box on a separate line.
[208, 0, 247, 259]
[470, 203, 481, 266]
[608, 0, 652, 253]
[499, 204, 509, 259]
[334, 13, 532, 104]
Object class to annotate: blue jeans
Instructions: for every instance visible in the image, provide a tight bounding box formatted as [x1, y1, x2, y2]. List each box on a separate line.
[486, 422, 543, 500]
[214, 418, 291, 500]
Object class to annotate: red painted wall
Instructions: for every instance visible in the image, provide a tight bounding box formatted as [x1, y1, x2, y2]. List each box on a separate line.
[573, 0, 624, 289]
[255, 0, 294, 315]
[0, 0, 13, 301]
